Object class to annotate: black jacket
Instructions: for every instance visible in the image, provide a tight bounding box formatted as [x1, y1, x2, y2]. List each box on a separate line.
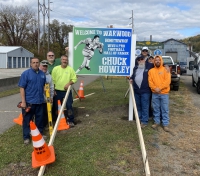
[130, 59, 154, 94]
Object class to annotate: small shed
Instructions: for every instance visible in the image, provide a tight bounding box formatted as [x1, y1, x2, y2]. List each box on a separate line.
[0, 46, 34, 68]
[162, 38, 190, 63]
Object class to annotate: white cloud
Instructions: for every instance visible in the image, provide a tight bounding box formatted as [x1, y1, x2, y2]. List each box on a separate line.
[1, 0, 200, 41]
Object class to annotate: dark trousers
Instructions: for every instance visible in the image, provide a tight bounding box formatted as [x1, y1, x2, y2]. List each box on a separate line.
[22, 103, 43, 140]
[43, 103, 48, 128]
[54, 90, 74, 123]
[52, 96, 58, 121]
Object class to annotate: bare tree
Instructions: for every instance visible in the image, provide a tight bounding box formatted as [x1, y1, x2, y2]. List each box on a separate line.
[0, 5, 36, 46]
[48, 19, 73, 56]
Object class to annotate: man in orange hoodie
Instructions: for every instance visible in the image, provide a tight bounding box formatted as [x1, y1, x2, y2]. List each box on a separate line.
[148, 55, 171, 132]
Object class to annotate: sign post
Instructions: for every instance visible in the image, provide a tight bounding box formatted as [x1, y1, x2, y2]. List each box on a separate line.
[154, 49, 162, 55]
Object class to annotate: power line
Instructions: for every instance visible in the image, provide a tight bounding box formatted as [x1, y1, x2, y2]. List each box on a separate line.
[38, 0, 51, 55]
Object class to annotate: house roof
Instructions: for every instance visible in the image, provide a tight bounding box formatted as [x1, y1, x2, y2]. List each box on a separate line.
[161, 38, 187, 45]
[0, 46, 33, 55]
[0, 46, 21, 53]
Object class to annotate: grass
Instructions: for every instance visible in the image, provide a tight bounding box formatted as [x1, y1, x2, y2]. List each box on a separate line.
[0, 87, 19, 98]
[0, 77, 188, 175]
[0, 77, 149, 176]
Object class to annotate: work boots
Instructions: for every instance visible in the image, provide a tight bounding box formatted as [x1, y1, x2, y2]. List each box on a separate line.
[151, 123, 159, 129]
[163, 126, 170, 132]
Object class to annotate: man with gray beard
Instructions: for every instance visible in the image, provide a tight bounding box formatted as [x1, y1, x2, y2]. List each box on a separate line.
[129, 55, 154, 128]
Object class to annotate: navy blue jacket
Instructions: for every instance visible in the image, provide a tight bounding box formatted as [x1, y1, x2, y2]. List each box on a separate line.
[130, 60, 154, 94]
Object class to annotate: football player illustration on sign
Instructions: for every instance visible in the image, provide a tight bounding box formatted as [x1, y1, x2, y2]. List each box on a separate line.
[74, 35, 104, 73]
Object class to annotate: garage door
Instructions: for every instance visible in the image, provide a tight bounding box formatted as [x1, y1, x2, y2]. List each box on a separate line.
[165, 52, 178, 63]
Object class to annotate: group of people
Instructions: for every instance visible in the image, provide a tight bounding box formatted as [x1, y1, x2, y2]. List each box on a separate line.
[18, 48, 77, 145]
[18, 45, 170, 144]
[130, 46, 171, 132]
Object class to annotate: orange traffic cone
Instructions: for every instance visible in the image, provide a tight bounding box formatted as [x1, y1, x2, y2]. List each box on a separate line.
[57, 100, 70, 131]
[76, 81, 85, 99]
[13, 113, 23, 126]
[30, 121, 55, 168]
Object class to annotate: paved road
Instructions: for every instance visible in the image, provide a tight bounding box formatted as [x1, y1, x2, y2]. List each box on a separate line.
[0, 74, 99, 134]
[0, 68, 26, 79]
[180, 75, 200, 107]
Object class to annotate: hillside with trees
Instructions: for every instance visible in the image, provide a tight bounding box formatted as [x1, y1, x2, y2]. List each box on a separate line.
[180, 35, 200, 53]
[0, 5, 73, 59]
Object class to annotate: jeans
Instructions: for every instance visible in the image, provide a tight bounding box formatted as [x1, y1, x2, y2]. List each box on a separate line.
[22, 103, 43, 140]
[134, 92, 151, 125]
[152, 93, 169, 126]
[54, 90, 74, 123]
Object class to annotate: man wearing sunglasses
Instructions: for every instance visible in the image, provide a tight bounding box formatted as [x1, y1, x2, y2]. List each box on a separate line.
[39, 60, 54, 130]
[141, 46, 149, 61]
[46, 51, 61, 74]
[129, 55, 154, 128]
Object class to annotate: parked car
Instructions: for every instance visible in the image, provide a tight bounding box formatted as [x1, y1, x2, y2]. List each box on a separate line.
[179, 62, 187, 75]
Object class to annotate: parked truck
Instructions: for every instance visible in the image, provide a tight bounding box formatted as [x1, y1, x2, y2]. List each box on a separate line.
[192, 55, 200, 93]
[162, 56, 181, 91]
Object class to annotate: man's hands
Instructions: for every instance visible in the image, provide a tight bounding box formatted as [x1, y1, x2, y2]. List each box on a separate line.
[64, 83, 71, 90]
[21, 102, 26, 109]
[154, 87, 161, 93]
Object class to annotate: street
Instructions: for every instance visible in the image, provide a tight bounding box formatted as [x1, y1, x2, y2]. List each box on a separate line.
[180, 75, 200, 107]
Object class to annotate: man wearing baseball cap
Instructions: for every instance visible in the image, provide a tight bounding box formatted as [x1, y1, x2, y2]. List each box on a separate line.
[141, 46, 149, 61]
[40, 60, 54, 131]
[129, 54, 154, 128]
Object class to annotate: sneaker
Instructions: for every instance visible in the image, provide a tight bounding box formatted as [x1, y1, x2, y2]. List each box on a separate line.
[151, 123, 159, 129]
[85, 66, 91, 71]
[44, 126, 49, 131]
[43, 135, 47, 140]
[141, 123, 147, 128]
[68, 122, 75, 127]
[163, 126, 170, 132]
[24, 139, 30, 145]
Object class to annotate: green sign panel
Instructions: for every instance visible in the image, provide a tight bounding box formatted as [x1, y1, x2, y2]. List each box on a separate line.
[136, 41, 164, 50]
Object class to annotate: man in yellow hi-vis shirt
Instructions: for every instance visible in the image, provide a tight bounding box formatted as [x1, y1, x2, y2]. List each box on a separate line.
[52, 55, 77, 127]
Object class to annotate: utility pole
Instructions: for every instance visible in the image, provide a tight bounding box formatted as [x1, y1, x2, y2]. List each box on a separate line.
[43, 0, 45, 54]
[38, 0, 51, 55]
[38, 0, 41, 54]
[129, 10, 134, 33]
[47, 0, 50, 51]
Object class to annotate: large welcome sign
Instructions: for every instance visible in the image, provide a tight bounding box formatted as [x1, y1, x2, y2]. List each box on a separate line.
[73, 27, 132, 76]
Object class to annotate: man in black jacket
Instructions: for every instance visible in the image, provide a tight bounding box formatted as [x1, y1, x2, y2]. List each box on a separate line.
[129, 55, 154, 128]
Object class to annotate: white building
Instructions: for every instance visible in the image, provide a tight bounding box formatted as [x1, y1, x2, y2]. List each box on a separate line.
[0, 46, 34, 68]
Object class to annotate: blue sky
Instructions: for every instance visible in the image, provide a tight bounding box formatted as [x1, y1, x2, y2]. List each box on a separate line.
[167, 3, 191, 11]
[1, 0, 200, 42]
[178, 28, 200, 37]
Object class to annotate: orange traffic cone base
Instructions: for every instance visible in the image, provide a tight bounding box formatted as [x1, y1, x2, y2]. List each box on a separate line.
[57, 120, 70, 131]
[57, 100, 70, 131]
[13, 113, 23, 126]
[75, 95, 85, 99]
[76, 81, 85, 99]
[13, 118, 22, 125]
[32, 145, 55, 168]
